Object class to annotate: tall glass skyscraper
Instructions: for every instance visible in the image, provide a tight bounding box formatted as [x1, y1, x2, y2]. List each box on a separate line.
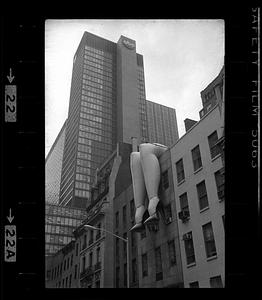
[55, 31, 179, 209]
[45, 120, 67, 204]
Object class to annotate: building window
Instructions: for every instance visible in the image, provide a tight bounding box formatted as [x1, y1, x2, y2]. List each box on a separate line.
[74, 264, 78, 279]
[71, 254, 73, 267]
[130, 199, 135, 222]
[161, 170, 169, 190]
[82, 256, 86, 272]
[123, 232, 127, 259]
[116, 238, 120, 265]
[89, 252, 93, 267]
[75, 243, 79, 256]
[168, 240, 176, 266]
[189, 281, 199, 288]
[132, 258, 138, 283]
[95, 280, 100, 288]
[69, 274, 72, 287]
[164, 203, 172, 224]
[89, 230, 94, 245]
[116, 266, 120, 288]
[197, 180, 209, 210]
[67, 257, 70, 269]
[131, 231, 136, 255]
[208, 131, 219, 159]
[183, 232, 196, 265]
[96, 223, 101, 240]
[176, 159, 185, 183]
[191, 145, 202, 171]
[202, 222, 217, 258]
[210, 275, 223, 288]
[115, 211, 119, 228]
[215, 169, 225, 201]
[65, 276, 68, 287]
[142, 253, 148, 277]
[124, 263, 127, 287]
[96, 247, 100, 263]
[179, 192, 190, 219]
[123, 205, 126, 227]
[155, 247, 163, 281]
[82, 234, 87, 250]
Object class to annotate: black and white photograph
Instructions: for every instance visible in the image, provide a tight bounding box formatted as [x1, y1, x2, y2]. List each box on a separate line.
[1, 10, 259, 297]
[45, 19, 225, 288]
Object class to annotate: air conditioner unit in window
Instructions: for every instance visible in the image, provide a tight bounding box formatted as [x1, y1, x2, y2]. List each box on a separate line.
[165, 216, 172, 224]
[178, 210, 190, 222]
[182, 233, 192, 240]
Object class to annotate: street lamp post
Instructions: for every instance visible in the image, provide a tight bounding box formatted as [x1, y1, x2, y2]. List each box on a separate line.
[84, 224, 130, 288]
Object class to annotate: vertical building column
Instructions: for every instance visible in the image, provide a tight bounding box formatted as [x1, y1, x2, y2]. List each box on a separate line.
[116, 36, 141, 145]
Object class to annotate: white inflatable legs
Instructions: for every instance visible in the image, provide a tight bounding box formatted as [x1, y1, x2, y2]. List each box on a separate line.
[130, 143, 167, 231]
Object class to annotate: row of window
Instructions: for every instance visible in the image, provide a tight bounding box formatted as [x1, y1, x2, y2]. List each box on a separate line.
[75, 189, 89, 198]
[49, 257, 78, 283]
[79, 118, 102, 131]
[80, 103, 112, 116]
[82, 87, 114, 102]
[115, 199, 135, 229]
[80, 111, 102, 124]
[45, 244, 61, 255]
[79, 127, 112, 140]
[183, 220, 223, 266]
[189, 275, 223, 288]
[83, 53, 112, 68]
[75, 181, 90, 190]
[81, 99, 110, 112]
[46, 205, 86, 218]
[179, 169, 225, 218]
[84, 45, 113, 59]
[115, 240, 176, 287]
[83, 73, 111, 87]
[46, 223, 76, 234]
[77, 151, 91, 161]
[84, 53, 112, 66]
[46, 214, 82, 226]
[83, 63, 113, 79]
[84, 59, 113, 74]
[77, 143, 112, 156]
[78, 126, 111, 141]
[76, 173, 89, 182]
[80, 247, 101, 272]
[83, 68, 113, 84]
[46, 234, 72, 245]
[84, 48, 113, 62]
[82, 83, 113, 98]
[175, 130, 220, 184]
[81, 95, 114, 109]
[82, 79, 113, 93]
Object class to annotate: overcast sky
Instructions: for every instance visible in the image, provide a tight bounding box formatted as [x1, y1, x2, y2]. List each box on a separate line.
[45, 19, 224, 157]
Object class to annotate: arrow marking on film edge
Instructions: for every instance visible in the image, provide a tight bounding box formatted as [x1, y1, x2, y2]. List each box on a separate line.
[7, 208, 14, 223]
[7, 68, 15, 84]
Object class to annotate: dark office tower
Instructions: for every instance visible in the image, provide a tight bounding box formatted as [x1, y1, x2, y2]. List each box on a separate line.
[146, 100, 179, 147]
[46, 120, 67, 204]
[59, 32, 117, 209]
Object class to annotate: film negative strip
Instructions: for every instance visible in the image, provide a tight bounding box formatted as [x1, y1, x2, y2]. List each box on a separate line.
[0, 9, 260, 297]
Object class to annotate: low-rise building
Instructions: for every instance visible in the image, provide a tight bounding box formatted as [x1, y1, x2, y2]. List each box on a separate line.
[170, 67, 224, 288]
[46, 240, 80, 288]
